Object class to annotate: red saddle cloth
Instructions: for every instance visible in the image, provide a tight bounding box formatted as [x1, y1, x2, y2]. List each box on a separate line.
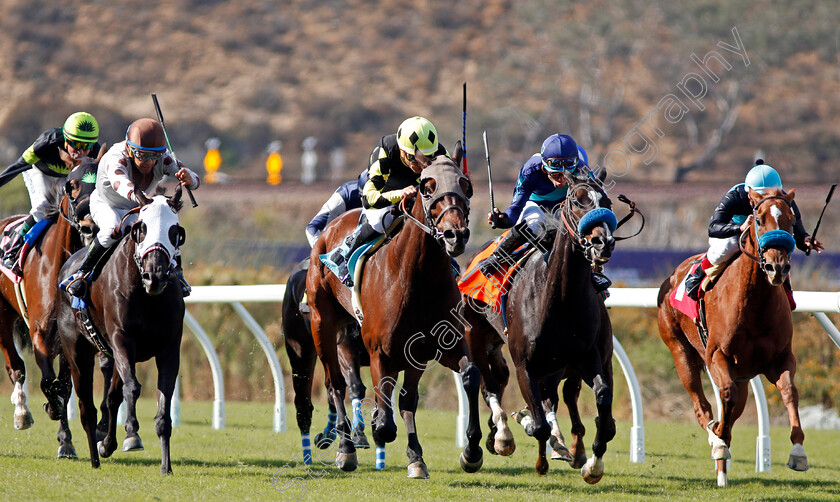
[669, 261, 702, 322]
[458, 231, 525, 315]
[0, 217, 27, 283]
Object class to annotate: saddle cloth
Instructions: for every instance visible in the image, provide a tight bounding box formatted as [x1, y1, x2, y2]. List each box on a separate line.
[670, 260, 703, 321]
[458, 231, 530, 316]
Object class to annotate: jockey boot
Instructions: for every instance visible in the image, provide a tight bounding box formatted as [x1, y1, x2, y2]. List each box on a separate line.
[61, 240, 108, 298]
[1, 216, 34, 270]
[330, 219, 378, 287]
[479, 223, 529, 277]
[685, 256, 712, 301]
[591, 271, 612, 293]
[174, 255, 191, 297]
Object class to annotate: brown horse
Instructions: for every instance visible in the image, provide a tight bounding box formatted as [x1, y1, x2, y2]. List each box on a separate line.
[657, 187, 806, 487]
[462, 180, 618, 480]
[56, 187, 186, 473]
[306, 144, 484, 477]
[282, 257, 384, 467]
[0, 152, 99, 459]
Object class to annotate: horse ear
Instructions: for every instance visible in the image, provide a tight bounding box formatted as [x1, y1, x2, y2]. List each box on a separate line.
[784, 187, 796, 202]
[170, 184, 183, 210]
[414, 146, 429, 166]
[94, 143, 107, 163]
[747, 187, 761, 205]
[130, 221, 146, 243]
[451, 140, 463, 170]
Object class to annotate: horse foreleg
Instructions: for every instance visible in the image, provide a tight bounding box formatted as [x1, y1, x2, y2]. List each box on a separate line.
[55, 354, 77, 459]
[770, 364, 808, 471]
[339, 339, 369, 450]
[112, 338, 144, 453]
[561, 377, 586, 468]
[0, 307, 32, 429]
[398, 367, 428, 478]
[30, 327, 61, 421]
[96, 353, 114, 441]
[97, 368, 122, 459]
[484, 343, 514, 456]
[441, 350, 484, 473]
[514, 365, 550, 475]
[66, 340, 99, 468]
[285, 332, 320, 463]
[540, 375, 571, 462]
[707, 351, 739, 487]
[154, 350, 180, 475]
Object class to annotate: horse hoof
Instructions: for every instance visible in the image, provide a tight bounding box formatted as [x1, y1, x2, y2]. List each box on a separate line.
[581, 467, 604, 484]
[122, 436, 144, 452]
[407, 460, 429, 479]
[549, 436, 572, 461]
[568, 452, 587, 469]
[335, 451, 358, 472]
[352, 428, 370, 449]
[536, 456, 549, 476]
[58, 443, 78, 459]
[459, 449, 483, 473]
[315, 432, 334, 449]
[581, 456, 605, 484]
[787, 454, 809, 471]
[494, 438, 516, 456]
[711, 444, 731, 460]
[97, 440, 113, 459]
[14, 411, 34, 430]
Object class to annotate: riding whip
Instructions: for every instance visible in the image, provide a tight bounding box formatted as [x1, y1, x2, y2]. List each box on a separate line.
[805, 183, 835, 256]
[151, 93, 198, 207]
[462, 82, 468, 175]
[483, 131, 499, 228]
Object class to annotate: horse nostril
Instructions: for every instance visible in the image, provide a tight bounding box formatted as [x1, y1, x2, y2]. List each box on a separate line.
[443, 229, 456, 241]
[782, 264, 791, 276]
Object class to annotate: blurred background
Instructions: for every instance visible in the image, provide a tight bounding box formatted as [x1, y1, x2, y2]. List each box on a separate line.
[1, 0, 838, 423]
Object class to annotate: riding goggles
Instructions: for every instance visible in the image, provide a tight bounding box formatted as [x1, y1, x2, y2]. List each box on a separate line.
[65, 139, 95, 151]
[542, 156, 579, 173]
[128, 143, 166, 162]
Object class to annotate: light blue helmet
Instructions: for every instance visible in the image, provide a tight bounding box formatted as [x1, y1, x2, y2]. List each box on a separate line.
[745, 160, 782, 192]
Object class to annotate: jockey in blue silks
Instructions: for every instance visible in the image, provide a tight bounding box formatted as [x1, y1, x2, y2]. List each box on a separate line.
[481, 133, 593, 274]
[684, 160, 824, 302]
[305, 170, 368, 247]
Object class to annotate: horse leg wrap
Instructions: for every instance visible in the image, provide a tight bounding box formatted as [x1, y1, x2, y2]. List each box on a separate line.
[706, 420, 730, 459]
[301, 433, 312, 465]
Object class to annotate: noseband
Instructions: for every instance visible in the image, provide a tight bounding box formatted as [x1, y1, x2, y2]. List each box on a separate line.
[739, 195, 796, 268]
[558, 182, 617, 261]
[401, 163, 471, 247]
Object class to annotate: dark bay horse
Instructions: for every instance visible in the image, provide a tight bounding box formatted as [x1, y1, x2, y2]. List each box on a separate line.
[56, 186, 186, 473]
[0, 152, 100, 459]
[658, 187, 806, 487]
[283, 257, 386, 466]
[307, 145, 484, 477]
[463, 180, 618, 481]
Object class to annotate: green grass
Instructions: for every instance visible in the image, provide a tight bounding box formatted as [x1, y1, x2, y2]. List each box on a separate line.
[1, 399, 839, 501]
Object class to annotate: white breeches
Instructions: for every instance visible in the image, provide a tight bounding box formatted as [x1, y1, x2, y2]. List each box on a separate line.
[707, 236, 740, 265]
[22, 170, 63, 222]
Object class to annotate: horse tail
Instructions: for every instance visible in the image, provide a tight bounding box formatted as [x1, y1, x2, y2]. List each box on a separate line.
[13, 318, 31, 353]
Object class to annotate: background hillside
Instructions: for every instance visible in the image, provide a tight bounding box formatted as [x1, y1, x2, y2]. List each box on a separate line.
[1, 0, 838, 184]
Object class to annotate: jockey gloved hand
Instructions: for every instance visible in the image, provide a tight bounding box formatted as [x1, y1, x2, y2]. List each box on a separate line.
[805, 236, 824, 253]
[175, 168, 195, 188]
[400, 185, 417, 200]
[739, 215, 753, 232]
[488, 209, 511, 229]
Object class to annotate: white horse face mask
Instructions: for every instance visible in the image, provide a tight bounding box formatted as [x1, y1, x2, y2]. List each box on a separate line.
[132, 195, 184, 263]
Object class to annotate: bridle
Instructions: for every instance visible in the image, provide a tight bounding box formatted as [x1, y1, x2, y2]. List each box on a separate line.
[400, 162, 471, 247]
[739, 194, 796, 268]
[556, 181, 617, 262]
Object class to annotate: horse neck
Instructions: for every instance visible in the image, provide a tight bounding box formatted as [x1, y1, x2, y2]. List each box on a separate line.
[107, 236, 140, 285]
[541, 228, 591, 312]
[47, 202, 77, 261]
[386, 199, 449, 285]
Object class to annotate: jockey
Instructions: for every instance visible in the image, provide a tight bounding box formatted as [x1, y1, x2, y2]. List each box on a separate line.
[684, 160, 823, 301]
[305, 170, 368, 247]
[480, 134, 596, 277]
[329, 116, 448, 287]
[60, 118, 200, 298]
[0, 112, 102, 269]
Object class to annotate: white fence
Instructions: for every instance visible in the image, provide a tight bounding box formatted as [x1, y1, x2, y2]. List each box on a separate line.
[63, 285, 840, 470]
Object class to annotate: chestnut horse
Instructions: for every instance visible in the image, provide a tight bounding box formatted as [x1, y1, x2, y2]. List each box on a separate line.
[283, 257, 385, 466]
[462, 180, 618, 481]
[0, 152, 100, 459]
[307, 145, 484, 478]
[658, 187, 807, 487]
[56, 186, 186, 473]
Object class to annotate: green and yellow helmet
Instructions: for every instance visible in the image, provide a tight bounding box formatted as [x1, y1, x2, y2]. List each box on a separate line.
[396, 116, 438, 156]
[62, 112, 99, 143]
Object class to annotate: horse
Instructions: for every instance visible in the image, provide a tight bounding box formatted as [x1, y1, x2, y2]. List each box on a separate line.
[283, 257, 387, 467]
[306, 144, 484, 477]
[0, 150, 102, 459]
[657, 187, 807, 487]
[462, 179, 618, 481]
[56, 186, 186, 473]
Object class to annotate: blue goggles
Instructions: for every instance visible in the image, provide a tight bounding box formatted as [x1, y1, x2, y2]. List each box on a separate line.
[542, 156, 579, 173]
